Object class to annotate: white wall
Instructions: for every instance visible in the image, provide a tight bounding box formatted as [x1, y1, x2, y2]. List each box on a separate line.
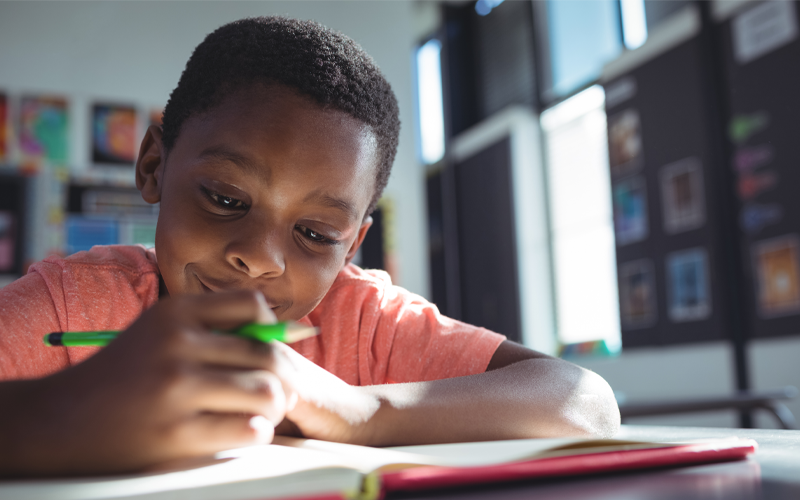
[750, 336, 800, 429]
[0, 0, 432, 297]
[576, 339, 800, 429]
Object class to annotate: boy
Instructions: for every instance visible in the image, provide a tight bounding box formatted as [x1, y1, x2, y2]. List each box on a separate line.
[0, 17, 619, 477]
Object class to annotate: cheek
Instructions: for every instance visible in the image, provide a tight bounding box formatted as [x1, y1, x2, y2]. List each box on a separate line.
[155, 195, 220, 284]
[288, 246, 350, 314]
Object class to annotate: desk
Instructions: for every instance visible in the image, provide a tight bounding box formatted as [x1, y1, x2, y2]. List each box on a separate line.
[391, 425, 800, 500]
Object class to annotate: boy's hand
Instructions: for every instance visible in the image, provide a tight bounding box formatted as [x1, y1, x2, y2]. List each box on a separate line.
[0, 291, 295, 477]
[274, 344, 380, 444]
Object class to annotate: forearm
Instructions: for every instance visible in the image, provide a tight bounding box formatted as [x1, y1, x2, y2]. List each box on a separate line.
[356, 359, 620, 446]
[0, 378, 55, 477]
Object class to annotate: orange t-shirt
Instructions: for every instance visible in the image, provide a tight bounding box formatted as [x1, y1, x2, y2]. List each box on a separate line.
[0, 245, 505, 384]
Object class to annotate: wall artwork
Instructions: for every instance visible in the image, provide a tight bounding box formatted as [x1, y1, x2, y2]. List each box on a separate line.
[92, 103, 137, 165]
[612, 175, 648, 246]
[619, 259, 657, 329]
[666, 247, 711, 322]
[753, 234, 800, 318]
[660, 157, 706, 234]
[19, 95, 69, 168]
[608, 108, 643, 177]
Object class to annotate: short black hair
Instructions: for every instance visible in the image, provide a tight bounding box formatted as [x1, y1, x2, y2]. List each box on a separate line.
[161, 16, 400, 216]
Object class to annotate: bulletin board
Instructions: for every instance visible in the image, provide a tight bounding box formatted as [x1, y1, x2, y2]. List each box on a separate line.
[718, 1, 800, 338]
[604, 30, 732, 347]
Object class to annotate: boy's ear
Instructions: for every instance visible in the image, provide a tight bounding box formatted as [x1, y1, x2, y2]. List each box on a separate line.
[135, 125, 166, 204]
[345, 216, 373, 265]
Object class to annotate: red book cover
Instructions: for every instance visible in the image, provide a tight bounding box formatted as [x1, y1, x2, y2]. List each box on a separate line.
[379, 439, 757, 495]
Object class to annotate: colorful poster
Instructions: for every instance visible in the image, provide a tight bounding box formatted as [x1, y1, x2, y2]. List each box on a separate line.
[92, 103, 137, 164]
[0, 93, 7, 163]
[660, 157, 706, 234]
[0, 211, 15, 272]
[608, 109, 643, 177]
[667, 248, 711, 322]
[619, 259, 657, 329]
[753, 235, 800, 318]
[613, 175, 648, 246]
[19, 95, 69, 167]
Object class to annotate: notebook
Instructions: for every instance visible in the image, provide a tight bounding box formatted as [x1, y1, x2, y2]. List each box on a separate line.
[0, 435, 757, 500]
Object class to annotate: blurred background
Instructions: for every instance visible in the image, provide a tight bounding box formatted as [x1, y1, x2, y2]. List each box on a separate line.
[1, 0, 798, 429]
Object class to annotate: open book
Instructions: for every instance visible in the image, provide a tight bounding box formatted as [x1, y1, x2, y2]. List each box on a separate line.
[0, 435, 756, 500]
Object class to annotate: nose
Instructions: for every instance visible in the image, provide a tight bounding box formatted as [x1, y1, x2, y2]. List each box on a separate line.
[225, 222, 286, 278]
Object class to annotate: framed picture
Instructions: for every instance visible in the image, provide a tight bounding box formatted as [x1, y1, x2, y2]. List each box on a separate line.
[613, 175, 648, 246]
[619, 259, 657, 329]
[666, 248, 711, 322]
[92, 103, 137, 165]
[608, 109, 643, 177]
[660, 157, 706, 234]
[753, 235, 800, 318]
[19, 95, 69, 167]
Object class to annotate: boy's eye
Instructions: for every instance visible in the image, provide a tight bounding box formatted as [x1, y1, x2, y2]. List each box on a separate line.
[296, 225, 336, 245]
[204, 188, 247, 210]
[216, 195, 240, 208]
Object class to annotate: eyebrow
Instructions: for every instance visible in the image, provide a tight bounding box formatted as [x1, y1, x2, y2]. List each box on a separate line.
[198, 146, 269, 183]
[198, 146, 360, 222]
[303, 191, 360, 223]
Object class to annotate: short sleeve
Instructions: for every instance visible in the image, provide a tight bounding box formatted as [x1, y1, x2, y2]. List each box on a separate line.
[374, 285, 506, 384]
[298, 265, 506, 386]
[0, 270, 71, 380]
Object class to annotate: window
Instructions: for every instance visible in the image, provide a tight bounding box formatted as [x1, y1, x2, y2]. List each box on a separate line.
[543, 0, 623, 99]
[415, 38, 445, 165]
[541, 86, 621, 351]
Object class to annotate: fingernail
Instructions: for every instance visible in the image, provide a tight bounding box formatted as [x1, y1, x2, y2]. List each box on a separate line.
[249, 415, 274, 444]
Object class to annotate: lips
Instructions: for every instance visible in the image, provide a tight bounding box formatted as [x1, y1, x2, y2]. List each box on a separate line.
[194, 273, 284, 312]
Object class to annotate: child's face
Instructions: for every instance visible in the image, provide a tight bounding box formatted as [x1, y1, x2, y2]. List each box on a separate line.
[137, 85, 379, 321]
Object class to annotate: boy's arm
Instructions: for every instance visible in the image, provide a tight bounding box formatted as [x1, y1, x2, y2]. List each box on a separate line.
[0, 291, 295, 477]
[277, 341, 620, 446]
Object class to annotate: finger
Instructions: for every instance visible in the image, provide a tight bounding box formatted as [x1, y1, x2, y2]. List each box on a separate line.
[188, 369, 288, 425]
[190, 331, 296, 378]
[179, 290, 277, 331]
[177, 413, 276, 456]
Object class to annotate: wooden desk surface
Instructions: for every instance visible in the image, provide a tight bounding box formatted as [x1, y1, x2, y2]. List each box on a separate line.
[390, 425, 800, 500]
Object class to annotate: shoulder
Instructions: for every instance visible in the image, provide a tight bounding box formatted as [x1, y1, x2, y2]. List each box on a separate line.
[314, 264, 432, 320]
[325, 264, 421, 304]
[34, 245, 159, 277]
[329, 263, 393, 291]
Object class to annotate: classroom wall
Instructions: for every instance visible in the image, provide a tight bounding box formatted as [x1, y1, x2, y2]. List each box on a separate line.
[0, 0, 433, 297]
[576, 339, 800, 428]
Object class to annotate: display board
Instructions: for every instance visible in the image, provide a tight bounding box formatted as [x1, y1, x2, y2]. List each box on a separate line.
[603, 8, 733, 347]
[718, 0, 800, 338]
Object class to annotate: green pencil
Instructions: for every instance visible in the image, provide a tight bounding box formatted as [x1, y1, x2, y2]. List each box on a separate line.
[43, 322, 319, 347]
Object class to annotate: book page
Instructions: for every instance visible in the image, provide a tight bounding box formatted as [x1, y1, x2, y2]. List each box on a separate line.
[0, 445, 366, 500]
[278, 436, 671, 470]
[386, 438, 676, 468]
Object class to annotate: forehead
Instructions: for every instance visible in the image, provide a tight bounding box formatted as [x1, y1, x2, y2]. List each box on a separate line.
[171, 84, 379, 217]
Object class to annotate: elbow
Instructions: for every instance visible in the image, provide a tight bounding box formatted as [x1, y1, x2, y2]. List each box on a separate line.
[565, 369, 621, 439]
